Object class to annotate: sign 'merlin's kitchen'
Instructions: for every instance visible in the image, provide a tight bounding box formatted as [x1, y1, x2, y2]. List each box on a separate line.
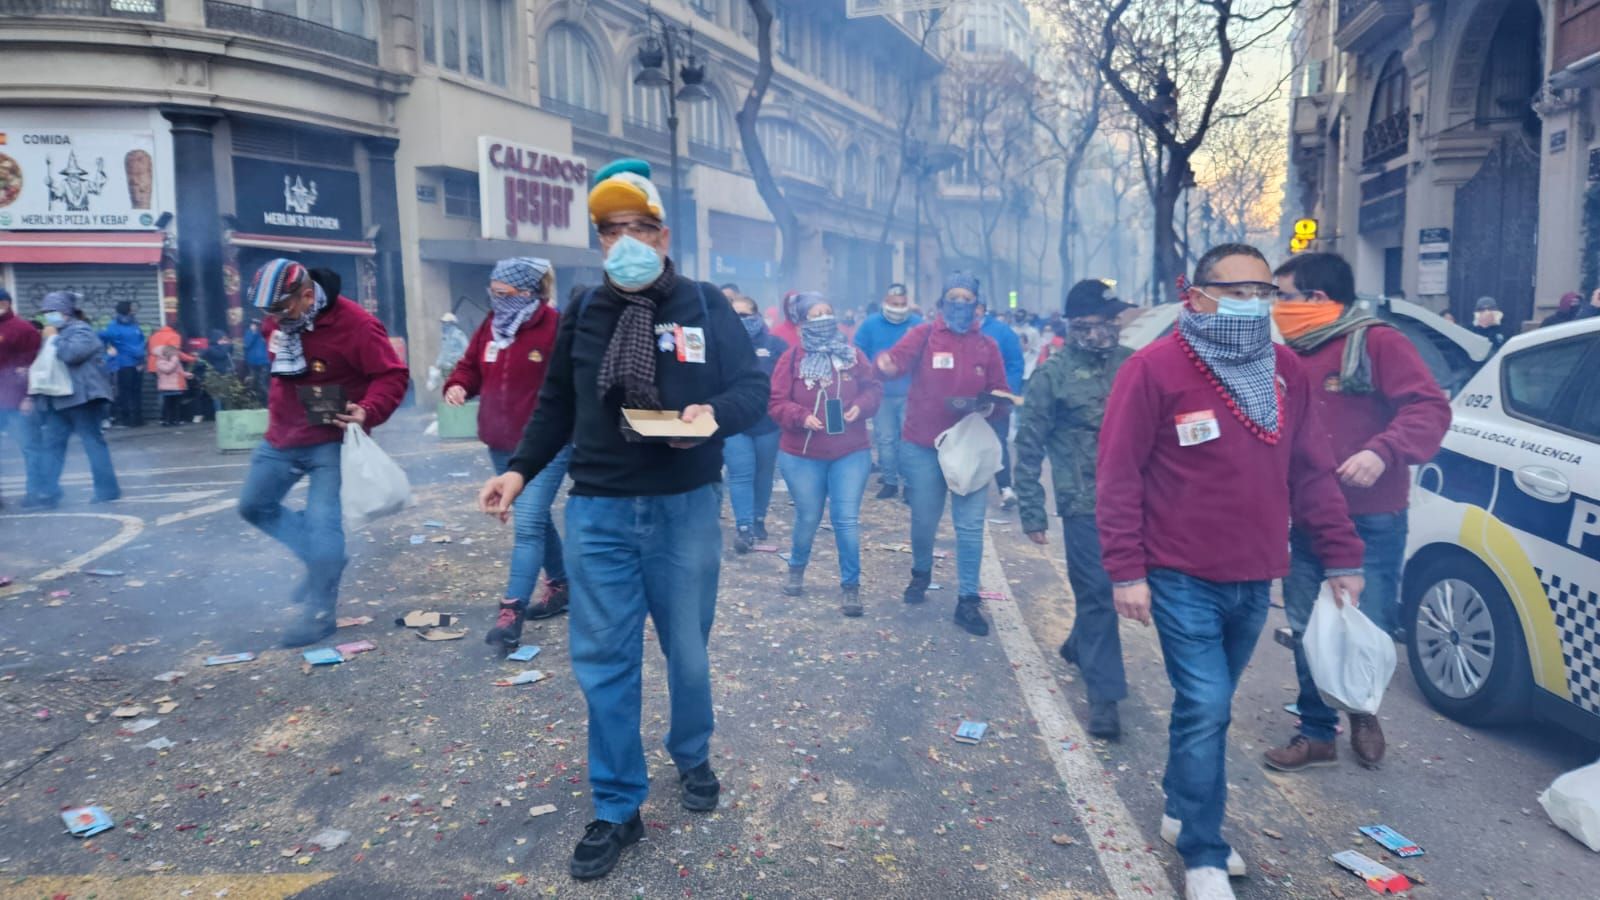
[478, 137, 589, 249]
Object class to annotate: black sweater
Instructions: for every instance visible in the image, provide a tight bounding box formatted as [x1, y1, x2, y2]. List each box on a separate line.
[509, 273, 769, 496]
[741, 330, 789, 437]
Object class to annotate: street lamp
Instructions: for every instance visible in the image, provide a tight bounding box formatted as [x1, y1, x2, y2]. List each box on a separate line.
[634, 6, 709, 255]
[905, 138, 962, 303]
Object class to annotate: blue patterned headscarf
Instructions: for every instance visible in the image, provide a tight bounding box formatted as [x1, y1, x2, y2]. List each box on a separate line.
[488, 257, 551, 348]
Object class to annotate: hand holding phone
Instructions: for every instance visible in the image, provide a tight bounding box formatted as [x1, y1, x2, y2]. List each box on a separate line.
[824, 397, 845, 434]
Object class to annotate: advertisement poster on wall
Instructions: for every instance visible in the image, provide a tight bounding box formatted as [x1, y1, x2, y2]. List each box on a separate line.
[0, 128, 158, 230]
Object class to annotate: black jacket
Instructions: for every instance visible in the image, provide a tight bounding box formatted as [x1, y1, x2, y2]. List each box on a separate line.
[741, 330, 790, 437]
[509, 272, 769, 496]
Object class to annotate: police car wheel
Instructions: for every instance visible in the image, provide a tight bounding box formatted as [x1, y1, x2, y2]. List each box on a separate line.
[1403, 554, 1531, 726]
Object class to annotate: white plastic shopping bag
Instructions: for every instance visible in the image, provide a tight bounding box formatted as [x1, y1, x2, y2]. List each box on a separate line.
[1540, 760, 1600, 851]
[27, 335, 74, 397]
[340, 426, 412, 531]
[1303, 584, 1397, 715]
[934, 412, 1003, 496]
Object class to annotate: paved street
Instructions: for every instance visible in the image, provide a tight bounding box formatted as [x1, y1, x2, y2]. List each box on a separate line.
[1, 415, 1596, 899]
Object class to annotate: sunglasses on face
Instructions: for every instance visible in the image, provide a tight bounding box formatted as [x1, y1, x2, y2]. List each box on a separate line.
[597, 220, 663, 239]
[1191, 281, 1281, 302]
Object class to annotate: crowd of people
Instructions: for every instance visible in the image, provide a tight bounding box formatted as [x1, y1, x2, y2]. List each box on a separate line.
[5, 151, 1568, 899]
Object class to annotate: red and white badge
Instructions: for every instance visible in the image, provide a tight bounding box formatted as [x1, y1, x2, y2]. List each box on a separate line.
[932, 351, 955, 370]
[1174, 410, 1220, 447]
[483, 343, 500, 363]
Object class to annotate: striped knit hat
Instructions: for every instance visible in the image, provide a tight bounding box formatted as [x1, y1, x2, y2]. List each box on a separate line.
[249, 258, 309, 310]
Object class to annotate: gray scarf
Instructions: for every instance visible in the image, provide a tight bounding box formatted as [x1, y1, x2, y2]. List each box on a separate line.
[1283, 307, 1386, 395]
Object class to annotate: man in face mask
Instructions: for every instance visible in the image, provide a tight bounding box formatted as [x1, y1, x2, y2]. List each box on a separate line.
[1263, 252, 1449, 774]
[852, 283, 922, 499]
[478, 158, 769, 883]
[1014, 279, 1132, 740]
[1096, 244, 1365, 900]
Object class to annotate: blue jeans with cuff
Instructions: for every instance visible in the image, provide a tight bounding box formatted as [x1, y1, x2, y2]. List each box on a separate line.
[238, 440, 345, 608]
[1062, 514, 1127, 705]
[723, 429, 779, 531]
[1283, 511, 1407, 742]
[564, 484, 722, 823]
[900, 441, 988, 595]
[489, 444, 572, 602]
[777, 448, 871, 587]
[872, 395, 907, 487]
[1148, 568, 1270, 871]
[37, 400, 120, 503]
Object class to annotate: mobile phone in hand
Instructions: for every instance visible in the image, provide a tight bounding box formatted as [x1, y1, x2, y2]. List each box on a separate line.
[824, 397, 845, 435]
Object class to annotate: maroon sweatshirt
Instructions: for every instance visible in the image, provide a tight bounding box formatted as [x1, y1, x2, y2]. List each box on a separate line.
[768, 347, 883, 460]
[443, 306, 558, 452]
[1292, 326, 1451, 516]
[1096, 336, 1364, 584]
[882, 319, 1008, 448]
[0, 310, 42, 410]
[262, 296, 409, 449]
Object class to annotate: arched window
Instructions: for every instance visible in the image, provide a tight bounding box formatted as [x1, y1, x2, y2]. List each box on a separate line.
[687, 90, 731, 151]
[1477, 2, 1542, 129]
[542, 24, 607, 125]
[755, 118, 835, 188]
[1362, 53, 1409, 166]
[1370, 54, 1407, 124]
[626, 79, 669, 133]
[844, 146, 866, 201]
[874, 157, 891, 207]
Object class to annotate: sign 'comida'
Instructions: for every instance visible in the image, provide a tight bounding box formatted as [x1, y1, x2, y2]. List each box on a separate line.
[478, 136, 589, 249]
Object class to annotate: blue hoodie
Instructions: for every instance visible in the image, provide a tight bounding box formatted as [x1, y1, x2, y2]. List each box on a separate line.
[99, 316, 146, 372]
[980, 314, 1024, 394]
[853, 311, 923, 397]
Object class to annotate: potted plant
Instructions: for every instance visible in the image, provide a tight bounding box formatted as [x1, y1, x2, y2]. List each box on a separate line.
[208, 372, 269, 452]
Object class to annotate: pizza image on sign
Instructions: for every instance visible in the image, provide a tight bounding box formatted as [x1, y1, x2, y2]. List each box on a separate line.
[0, 153, 21, 208]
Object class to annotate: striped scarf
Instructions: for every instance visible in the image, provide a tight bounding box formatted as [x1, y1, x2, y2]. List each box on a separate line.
[270, 281, 329, 378]
[1177, 306, 1278, 433]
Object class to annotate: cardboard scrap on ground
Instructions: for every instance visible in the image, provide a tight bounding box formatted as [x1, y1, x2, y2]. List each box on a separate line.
[336, 616, 373, 628]
[1331, 850, 1411, 894]
[1360, 825, 1423, 858]
[335, 640, 376, 655]
[396, 611, 455, 629]
[152, 670, 186, 683]
[122, 718, 160, 734]
[143, 737, 177, 751]
[751, 544, 780, 553]
[111, 705, 145, 718]
[308, 828, 350, 850]
[204, 652, 256, 666]
[528, 804, 557, 818]
[416, 627, 467, 642]
[494, 669, 546, 687]
[62, 806, 114, 838]
[156, 700, 179, 715]
[85, 568, 125, 577]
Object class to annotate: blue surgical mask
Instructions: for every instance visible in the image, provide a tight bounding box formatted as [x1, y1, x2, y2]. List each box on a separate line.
[43, 311, 68, 328]
[1216, 297, 1272, 318]
[942, 300, 976, 333]
[604, 235, 665, 292]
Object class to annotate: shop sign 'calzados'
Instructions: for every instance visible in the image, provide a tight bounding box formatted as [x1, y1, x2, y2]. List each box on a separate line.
[478, 137, 588, 249]
[0, 129, 157, 230]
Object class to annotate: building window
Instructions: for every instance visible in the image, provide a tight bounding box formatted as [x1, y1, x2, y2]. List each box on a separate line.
[627, 78, 669, 134]
[756, 118, 834, 188]
[687, 90, 731, 151]
[542, 24, 608, 124]
[1478, 2, 1542, 128]
[690, 0, 721, 22]
[874, 157, 891, 206]
[417, 0, 507, 85]
[1363, 53, 1409, 166]
[844, 146, 866, 202]
[256, 0, 371, 36]
[442, 171, 480, 220]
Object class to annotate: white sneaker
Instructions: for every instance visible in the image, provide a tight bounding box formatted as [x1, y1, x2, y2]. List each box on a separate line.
[1185, 866, 1236, 900]
[999, 486, 1017, 509]
[1162, 815, 1246, 877]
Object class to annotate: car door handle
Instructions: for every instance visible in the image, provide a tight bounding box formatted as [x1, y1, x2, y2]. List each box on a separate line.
[1514, 465, 1571, 502]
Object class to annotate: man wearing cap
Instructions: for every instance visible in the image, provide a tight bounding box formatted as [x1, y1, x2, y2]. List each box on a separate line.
[1014, 279, 1133, 739]
[1469, 295, 1509, 349]
[0, 288, 42, 507]
[428, 311, 469, 392]
[478, 159, 769, 881]
[852, 282, 921, 499]
[238, 261, 409, 648]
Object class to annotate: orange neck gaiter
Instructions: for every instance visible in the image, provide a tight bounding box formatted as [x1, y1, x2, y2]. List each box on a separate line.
[1273, 300, 1344, 340]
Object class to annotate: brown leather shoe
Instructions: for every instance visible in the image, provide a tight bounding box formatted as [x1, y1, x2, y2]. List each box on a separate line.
[1263, 735, 1337, 772]
[1349, 713, 1386, 769]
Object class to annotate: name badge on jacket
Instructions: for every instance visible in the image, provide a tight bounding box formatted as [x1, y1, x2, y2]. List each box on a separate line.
[1175, 410, 1220, 447]
[483, 343, 500, 364]
[932, 351, 955, 370]
[676, 326, 706, 363]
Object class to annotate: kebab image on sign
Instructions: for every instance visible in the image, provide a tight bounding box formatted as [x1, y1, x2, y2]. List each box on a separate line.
[45, 151, 107, 211]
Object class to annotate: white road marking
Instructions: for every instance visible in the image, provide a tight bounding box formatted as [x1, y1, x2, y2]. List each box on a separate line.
[981, 532, 1177, 899]
[0, 513, 145, 598]
[126, 489, 227, 504]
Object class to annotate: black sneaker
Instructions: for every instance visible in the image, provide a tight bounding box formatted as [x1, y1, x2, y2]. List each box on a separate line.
[734, 527, 754, 554]
[903, 569, 931, 605]
[527, 581, 569, 620]
[953, 595, 990, 636]
[1058, 635, 1078, 666]
[484, 601, 526, 651]
[279, 608, 336, 648]
[752, 520, 769, 541]
[569, 813, 644, 880]
[1088, 702, 1121, 740]
[783, 566, 805, 597]
[840, 585, 863, 618]
[679, 761, 720, 812]
[875, 483, 899, 500]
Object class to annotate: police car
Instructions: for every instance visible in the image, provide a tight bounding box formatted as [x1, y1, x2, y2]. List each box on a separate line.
[1403, 314, 1600, 737]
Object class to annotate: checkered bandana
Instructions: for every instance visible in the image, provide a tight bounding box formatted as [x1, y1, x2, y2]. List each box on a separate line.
[489, 257, 551, 348]
[1177, 306, 1278, 433]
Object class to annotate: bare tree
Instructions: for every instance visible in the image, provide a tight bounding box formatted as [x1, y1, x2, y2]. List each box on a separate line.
[1029, 14, 1106, 292]
[735, 0, 802, 285]
[1193, 109, 1287, 246]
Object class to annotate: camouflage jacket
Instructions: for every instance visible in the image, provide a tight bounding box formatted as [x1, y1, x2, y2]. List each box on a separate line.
[1013, 341, 1132, 532]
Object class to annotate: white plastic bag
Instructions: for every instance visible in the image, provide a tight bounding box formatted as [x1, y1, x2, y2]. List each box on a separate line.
[1303, 584, 1397, 715]
[1540, 760, 1600, 851]
[934, 412, 1003, 496]
[27, 335, 73, 397]
[340, 426, 412, 531]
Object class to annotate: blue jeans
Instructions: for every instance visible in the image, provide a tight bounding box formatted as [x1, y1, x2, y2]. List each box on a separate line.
[723, 430, 779, 531]
[488, 445, 572, 602]
[778, 448, 871, 587]
[901, 442, 988, 596]
[1284, 511, 1408, 742]
[872, 395, 907, 486]
[564, 484, 722, 823]
[1148, 568, 1270, 871]
[1062, 514, 1127, 704]
[0, 408, 43, 503]
[237, 440, 346, 609]
[37, 400, 120, 503]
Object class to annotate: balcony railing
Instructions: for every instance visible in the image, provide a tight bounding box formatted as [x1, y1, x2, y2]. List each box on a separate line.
[204, 1, 377, 65]
[0, 0, 163, 19]
[1363, 109, 1410, 167]
[539, 96, 608, 135]
[1336, 0, 1412, 53]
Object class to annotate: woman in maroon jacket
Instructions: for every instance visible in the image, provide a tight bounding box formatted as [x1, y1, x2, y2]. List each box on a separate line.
[876, 272, 1009, 636]
[770, 292, 882, 616]
[443, 257, 572, 651]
